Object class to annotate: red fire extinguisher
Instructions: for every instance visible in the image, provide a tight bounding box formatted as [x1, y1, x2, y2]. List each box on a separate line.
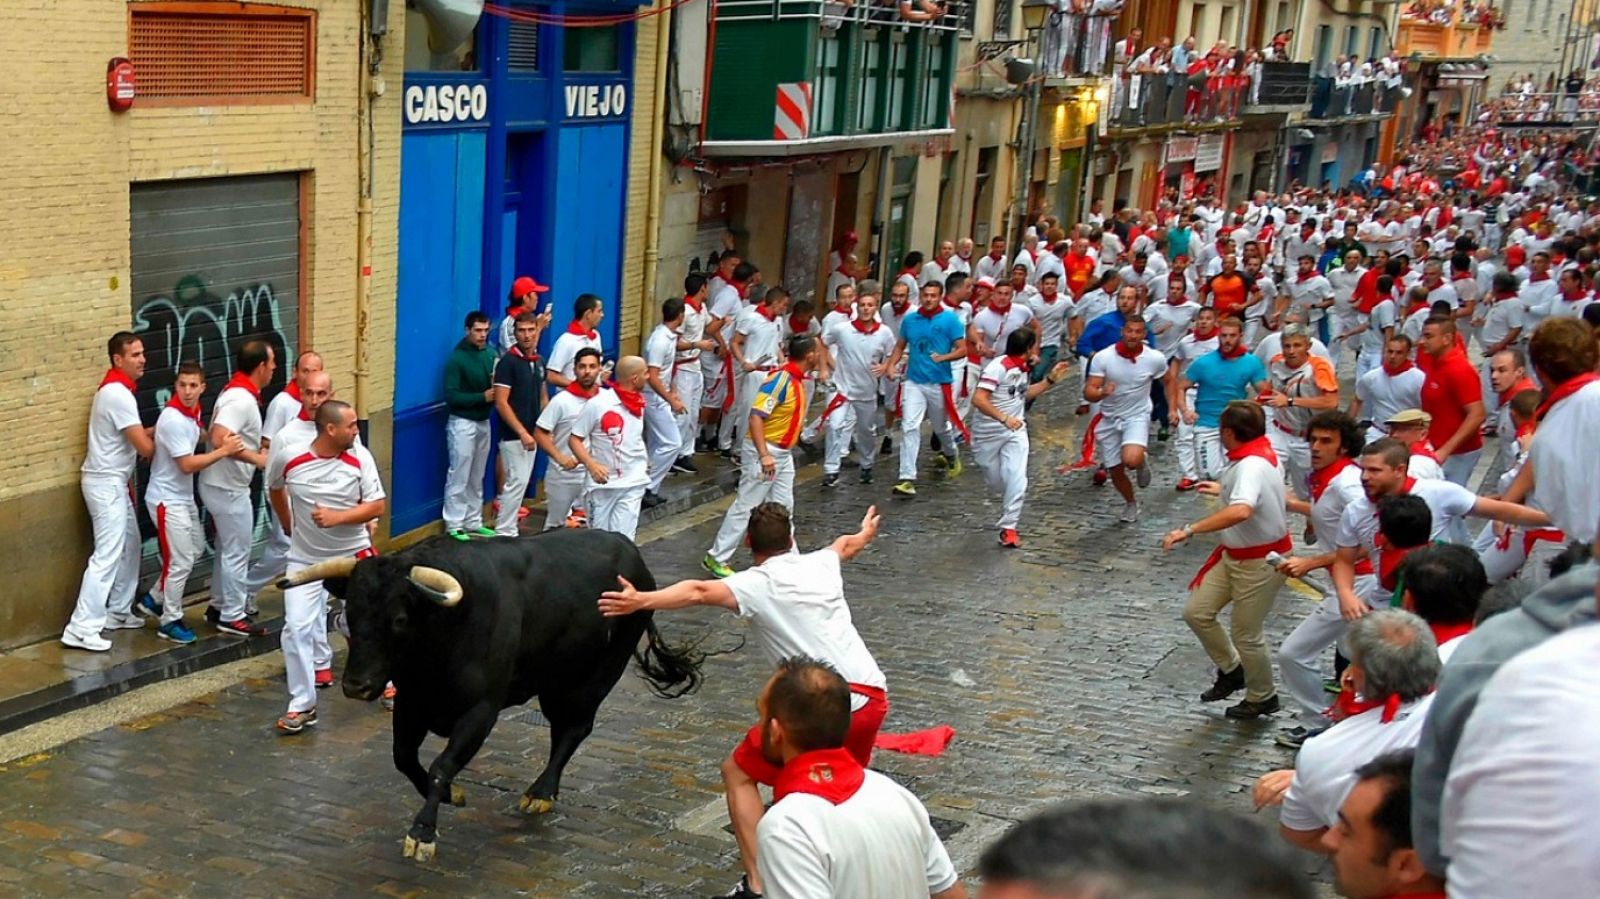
[107, 57, 136, 112]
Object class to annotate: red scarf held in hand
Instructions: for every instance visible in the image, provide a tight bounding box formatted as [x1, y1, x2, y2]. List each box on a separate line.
[565, 381, 599, 400]
[100, 368, 137, 392]
[1114, 341, 1144, 362]
[609, 383, 645, 417]
[1536, 372, 1600, 421]
[772, 747, 866, 804]
[165, 395, 202, 424]
[566, 320, 599, 340]
[851, 318, 880, 335]
[1308, 457, 1353, 502]
[225, 371, 261, 401]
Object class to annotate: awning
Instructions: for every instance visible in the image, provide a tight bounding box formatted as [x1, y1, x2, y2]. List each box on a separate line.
[1436, 62, 1489, 87]
[698, 129, 956, 158]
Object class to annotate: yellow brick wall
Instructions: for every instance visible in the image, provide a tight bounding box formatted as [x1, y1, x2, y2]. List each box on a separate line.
[618, 14, 664, 356]
[0, 0, 403, 646]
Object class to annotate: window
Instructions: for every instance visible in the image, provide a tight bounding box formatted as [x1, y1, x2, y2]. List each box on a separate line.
[404, 0, 476, 72]
[130, 2, 316, 103]
[1314, 25, 1332, 73]
[922, 37, 947, 128]
[508, 20, 540, 73]
[859, 37, 883, 131]
[564, 25, 619, 72]
[1218, 6, 1235, 44]
[992, 0, 1013, 39]
[886, 36, 910, 130]
[1368, 27, 1382, 60]
[1190, 4, 1206, 44]
[1274, 1, 1291, 34]
[1344, 26, 1358, 56]
[814, 35, 844, 135]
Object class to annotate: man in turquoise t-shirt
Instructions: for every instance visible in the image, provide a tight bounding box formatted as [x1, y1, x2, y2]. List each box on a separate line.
[885, 281, 969, 498]
[1174, 316, 1269, 479]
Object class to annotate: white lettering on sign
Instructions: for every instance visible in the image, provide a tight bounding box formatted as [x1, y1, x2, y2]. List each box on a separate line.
[404, 83, 489, 125]
[564, 84, 628, 120]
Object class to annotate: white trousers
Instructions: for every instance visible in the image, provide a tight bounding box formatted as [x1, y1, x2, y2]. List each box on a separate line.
[443, 416, 491, 530]
[898, 382, 961, 481]
[1473, 521, 1527, 585]
[282, 559, 336, 714]
[543, 470, 587, 531]
[198, 481, 253, 623]
[147, 499, 204, 625]
[243, 504, 289, 601]
[1277, 574, 1378, 728]
[799, 379, 824, 444]
[719, 371, 766, 452]
[644, 401, 680, 493]
[493, 439, 537, 537]
[1176, 419, 1224, 481]
[65, 476, 140, 639]
[1441, 450, 1480, 488]
[1268, 428, 1312, 499]
[954, 362, 981, 424]
[975, 430, 1029, 529]
[672, 364, 704, 458]
[588, 484, 644, 542]
[709, 447, 796, 563]
[823, 397, 878, 474]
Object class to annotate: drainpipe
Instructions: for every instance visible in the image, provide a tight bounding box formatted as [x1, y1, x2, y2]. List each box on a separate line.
[874, 146, 892, 279]
[641, 3, 673, 324]
[354, 3, 380, 420]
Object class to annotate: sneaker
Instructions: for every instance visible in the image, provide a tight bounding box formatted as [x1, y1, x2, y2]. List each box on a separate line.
[998, 528, 1022, 548]
[156, 621, 197, 645]
[276, 709, 318, 735]
[1200, 666, 1246, 702]
[447, 529, 469, 542]
[672, 457, 699, 474]
[930, 433, 943, 453]
[61, 631, 112, 652]
[1118, 501, 1139, 523]
[564, 510, 587, 529]
[134, 593, 161, 619]
[1157, 424, 1170, 442]
[713, 875, 762, 898]
[642, 490, 665, 510]
[822, 473, 840, 489]
[217, 618, 269, 638]
[104, 612, 145, 631]
[1175, 477, 1200, 492]
[1225, 695, 1282, 719]
[1274, 725, 1327, 749]
[1092, 466, 1109, 487]
[702, 555, 735, 579]
[1136, 463, 1152, 488]
[892, 480, 917, 497]
[315, 668, 334, 689]
[879, 436, 893, 457]
[947, 455, 963, 478]
[472, 526, 496, 537]
[517, 505, 531, 520]
[859, 468, 874, 485]
[381, 683, 397, 711]
[932, 453, 948, 470]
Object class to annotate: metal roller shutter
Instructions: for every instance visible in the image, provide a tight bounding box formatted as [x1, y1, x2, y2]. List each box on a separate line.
[129, 173, 302, 587]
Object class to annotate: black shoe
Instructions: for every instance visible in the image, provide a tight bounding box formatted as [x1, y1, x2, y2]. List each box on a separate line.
[930, 433, 943, 453]
[713, 875, 762, 899]
[641, 490, 664, 510]
[718, 447, 738, 461]
[1225, 695, 1281, 719]
[1157, 424, 1170, 442]
[879, 436, 893, 457]
[1200, 666, 1245, 702]
[672, 457, 699, 474]
[1274, 725, 1326, 749]
[859, 468, 874, 484]
[204, 605, 221, 625]
[799, 439, 822, 460]
[822, 473, 840, 489]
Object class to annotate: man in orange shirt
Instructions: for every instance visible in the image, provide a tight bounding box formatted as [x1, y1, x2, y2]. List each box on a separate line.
[1203, 254, 1255, 322]
[1063, 237, 1099, 299]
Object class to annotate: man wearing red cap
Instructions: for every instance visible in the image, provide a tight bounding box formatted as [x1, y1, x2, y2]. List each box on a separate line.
[499, 275, 550, 352]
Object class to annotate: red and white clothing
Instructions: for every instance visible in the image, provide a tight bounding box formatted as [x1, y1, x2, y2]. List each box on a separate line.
[1419, 347, 1484, 486]
[575, 387, 649, 540]
[535, 385, 596, 530]
[146, 400, 207, 626]
[1287, 271, 1336, 327]
[1281, 696, 1434, 832]
[676, 296, 712, 458]
[1025, 289, 1075, 350]
[917, 256, 955, 288]
[1355, 297, 1399, 379]
[1170, 331, 1222, 481]
[969, 303, 1035, 366]
[973, 356, 1034, 530]
[1327, 264, 1368, 355]
[702, 280, 746, 413]
[67, 373, 140, 639]
[1336, 478, 1477, 603]
[644, 323, 683, 493]
[974, 251, 1009, 284]
[1145, 298, 1201, 356]
[247, 382, 304, 597]
[1354, 362, 1426, 444]
[820, 319, 894, 476]
[720, 305, 784, 453]
[1516, 273, 1559, 333]
[1264, 355, 1339, 495]
[1527, 376, 1600, 545]
[1089, 343, 1167, 464]
[548, 323, 603, 382]
[198, 375, 263, 625]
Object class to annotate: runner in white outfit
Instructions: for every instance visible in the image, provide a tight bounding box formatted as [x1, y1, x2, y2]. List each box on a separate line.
[533, 348, 603, 530]
[1085, 316, 1168, 522]
[643, 301, 688, 500]
[820, 294, 896, 487]
[243, 351, 324, 604]
[971, 328, 1072, 547]
[1166, 307, 1220, 486]
[198, 341, 275, 636]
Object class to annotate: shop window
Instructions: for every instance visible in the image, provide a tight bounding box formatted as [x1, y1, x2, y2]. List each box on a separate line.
[403, 0, 478, 72]
[858, 37, 883, 131]
[921, 36, 946, 129]
[129, 2, 315, 104]
[814, 35, 844, 136]
[565, 25, 620, 72]
[886, 37, 909, 131]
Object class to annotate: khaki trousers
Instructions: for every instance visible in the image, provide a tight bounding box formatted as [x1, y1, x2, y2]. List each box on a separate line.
[1182, 555, 1286, 703]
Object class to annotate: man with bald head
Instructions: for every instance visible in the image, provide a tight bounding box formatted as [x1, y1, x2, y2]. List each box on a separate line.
[247, 352, 326, 601]
[569, 355, 651, 540]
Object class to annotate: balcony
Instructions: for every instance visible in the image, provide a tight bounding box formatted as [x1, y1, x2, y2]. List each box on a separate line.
[701, 0, 962, 152]
[1246, 61, 1313, 113]
[1307, 78, 1401, 120]
[1105, 72, 1248, 133]
[1395, 11, 1497, 60]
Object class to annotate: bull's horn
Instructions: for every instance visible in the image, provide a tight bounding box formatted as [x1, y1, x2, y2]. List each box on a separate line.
[408, 566, 463, 607]
[276, 557, 360, 589]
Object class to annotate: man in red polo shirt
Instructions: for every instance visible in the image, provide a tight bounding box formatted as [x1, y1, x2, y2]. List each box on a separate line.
[1416, 316, 1484, 487]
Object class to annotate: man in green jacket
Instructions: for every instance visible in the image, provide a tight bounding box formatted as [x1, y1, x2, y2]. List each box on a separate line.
[443, 311, 497, 540]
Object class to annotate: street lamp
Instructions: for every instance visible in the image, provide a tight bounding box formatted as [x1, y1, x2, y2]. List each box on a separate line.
[1020, 0, 1052, 33]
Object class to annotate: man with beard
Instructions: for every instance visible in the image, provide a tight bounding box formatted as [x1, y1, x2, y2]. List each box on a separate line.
[533, 348, 602, 530]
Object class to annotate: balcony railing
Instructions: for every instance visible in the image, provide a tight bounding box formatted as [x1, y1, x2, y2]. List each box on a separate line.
[1037, 12, 1118, 78]
[1395, 17, 1495, 59]
[1247, 61, 1313, 109]
[1485, 91, 1600, 125]
[1308, 78, 1401, 119]
[715, 0, 968, 32]
[1106, 72, 1248, 130]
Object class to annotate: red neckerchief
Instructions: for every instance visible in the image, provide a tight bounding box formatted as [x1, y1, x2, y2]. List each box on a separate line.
[1405, 299, 1430, 317]
[609, 383, 645, 417]
[942, 295, 964, 312]
[1383, 359, 1414, 377]
[1296, 271, 1317, 283]
[987, 251, 1004, 263]
[1039, 288, 1060, 303]
[932, 256, 950, 272]
[1498, 376, 1534, 405]
[1218, 343, 1248, 360]
[1423, 277, 1444, 292]
[1562, 289, 1587, 302]
[566, 320, 598, 339]
[506, 304, 529, 322]
[1330, 688, 1408, 724]
[1492, 289, 1518, 303]
[754, 304, 776, 322]
[989, 301, 1013, 317]
[1000, 353, 1028, 371]
[890, 299, 911, 317]
[1114, 341, 1144, 362]
[1536, 372, 1600, 421]
[897, 266, 918, 282]
[1227, 435, 1280, 466]
[100, 368, 137, 392]
[1309, 457, 1354, 502]
[787, 314, 810, 334]
[684, 294, 703, 313]
[284, 381, 302, 401]
[916, 304, 942, 319]
[772, 747, 866, 805]
[565, 382, 599, 400]
[1376, 892, 1447, 899]
[1428, 620, 1474, 646]
[1451, 271, 1474, 282]
[296, 406, 312, 422]
[850, 318, 880, 335]
[1528, 271, 1551, 282]
[1191, 326, 1219, 340]
[509, 344, 541, 363]
[1410, 441, 1440, 462]
[165, 395, 202, 424]
[225, 371, 261, 401]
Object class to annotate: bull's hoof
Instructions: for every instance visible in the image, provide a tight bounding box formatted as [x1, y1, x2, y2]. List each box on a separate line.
[402, 835, 437, 862]
[450, 784, 466, 807]
[517, 793, 554, 815]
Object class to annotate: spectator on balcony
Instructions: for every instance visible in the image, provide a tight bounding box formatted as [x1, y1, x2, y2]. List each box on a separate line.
[893, 0, 946, 24]
[1110, 29, 1141, 117]
[1245, 50, 1263, 105]
[1266, 29, 1293, 60]
[1168, 35, 1194, 89]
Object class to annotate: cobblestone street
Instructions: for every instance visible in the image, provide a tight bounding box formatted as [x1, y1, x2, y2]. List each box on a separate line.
[0, 384, 1334, 897]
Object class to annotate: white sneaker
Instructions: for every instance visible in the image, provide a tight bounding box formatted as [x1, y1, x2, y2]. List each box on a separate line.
[1118, 501, 1139, 523]
[1136, 463, 1152, 488]
[62, 631, 112, 652]
[103, 613, 146, 630]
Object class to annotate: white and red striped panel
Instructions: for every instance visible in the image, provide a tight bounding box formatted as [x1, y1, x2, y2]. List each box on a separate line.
[774, 82, 812, 140]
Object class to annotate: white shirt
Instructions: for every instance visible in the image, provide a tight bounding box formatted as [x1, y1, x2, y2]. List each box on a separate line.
[199, 383, 263, 493]
[1089, 345, 1167, 421]
[262, 389, 301, 443]
[1517, 275, 1560, 331]
[735, 308, 784, 372]
[1218, 454, 1289, 549]
[536, 387, 594, 483]
[1281, 696, 1435, 832]
[972, 357, 1031, 440]
[1327, 265, 1368, 324]
[266, 442, 384, 563]
[1075, 288, 1115, 326]
[644, 324, 679, 409]
[1025, 291, 1074, 348]
[1144, 300, 1201, 354]
[1252, 333, 1333, 367]
[1031, 252, 1065, 288]
[824, 269, 855, 305]
[974, 253, 1009, 284]
[549, 329, 603, 381]
[680, 300, 711, 364]
[757, 768, 959, 899]
[1308, 463, 1365, 550]
[970, 304, 1035, 362]
[1360, 299, 1398, 354]
[146, 405, 203, 506]
[1118, 264, 1161, 302]
[918, 258, 955, 288]
[1354, 365, 1425, 436]
[1527, 380, 1600, 543]
[1336, 479, 1477, 576]
[1287, 273, 1336, 323]
[573, 388, 648, 489]
[1442, 623, 1600, 899]
[822, 320, 895, 402]
[723, 549, 887, 701]
[81, 379, 142, 480]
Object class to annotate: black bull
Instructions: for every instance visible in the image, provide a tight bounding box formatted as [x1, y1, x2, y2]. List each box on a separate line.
[280, 529, 702, 862]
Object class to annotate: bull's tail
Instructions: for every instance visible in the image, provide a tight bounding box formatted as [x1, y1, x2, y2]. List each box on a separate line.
[633, 616, 704, 699]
